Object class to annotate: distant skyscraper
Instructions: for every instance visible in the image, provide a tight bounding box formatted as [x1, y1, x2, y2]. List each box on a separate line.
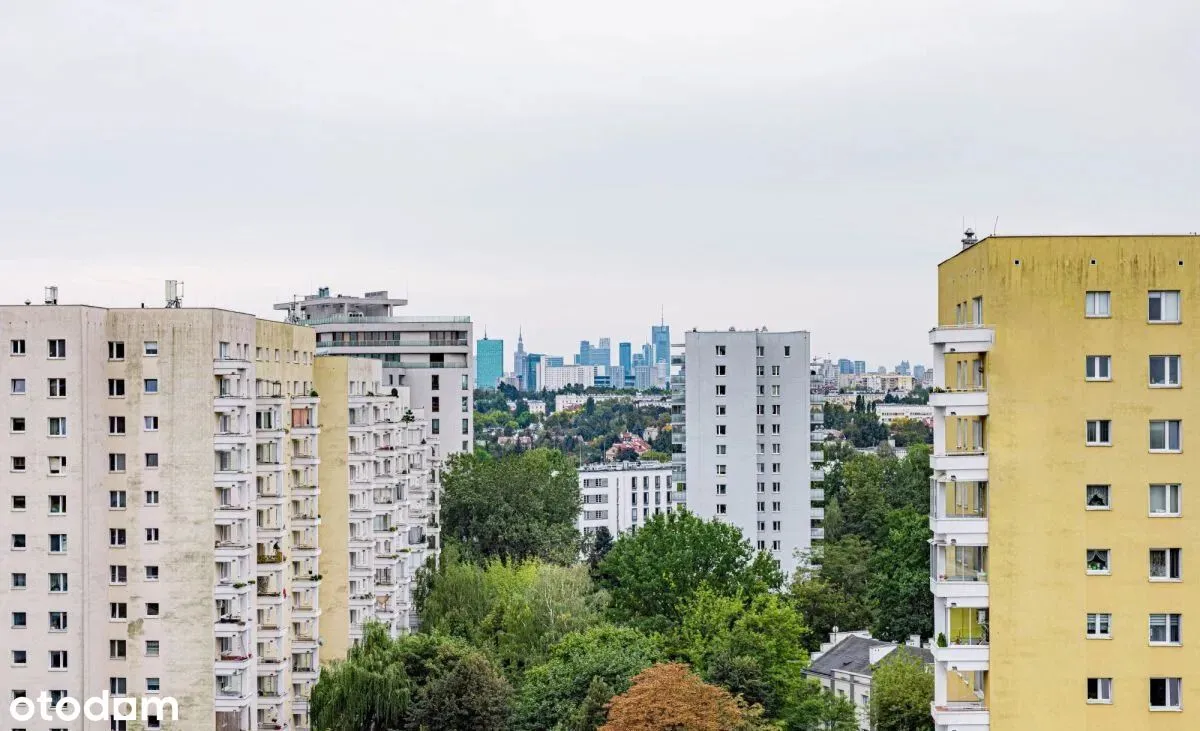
[475, 334, 504, 389]
[514, 329, 528, 388]
[642, 343, 653, 365]
[619, 342, 632, 373]
[913, 364, 926, 381]
[652, 324, 670, 364]
[546, 356, 564, 367]
[578, 340, 591, 367]
[896, 360, 911, 376]
[594, 338, 612, 370]
[837, 358, 854, 374]
[853, 360, 866, 375]
[523, 353, 543, 392]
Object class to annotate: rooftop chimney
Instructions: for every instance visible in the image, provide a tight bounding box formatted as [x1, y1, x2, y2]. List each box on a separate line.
[961, 228, 978, 249]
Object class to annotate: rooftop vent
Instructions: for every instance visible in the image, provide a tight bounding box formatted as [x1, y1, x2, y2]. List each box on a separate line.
[961, 228, 978, 249]
[44, 286, 58, 305]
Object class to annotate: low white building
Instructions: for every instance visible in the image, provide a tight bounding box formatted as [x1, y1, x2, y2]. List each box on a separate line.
[804, 630, 934, 731]
[874, 404, 934, 426]
[526, 399, 547, 415]
[543, 365, 596, 391]
[578, 462, 679, 537]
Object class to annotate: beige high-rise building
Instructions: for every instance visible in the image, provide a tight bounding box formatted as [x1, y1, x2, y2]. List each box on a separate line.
[314, 358, 439, 662]
[0, 300, 335, 731]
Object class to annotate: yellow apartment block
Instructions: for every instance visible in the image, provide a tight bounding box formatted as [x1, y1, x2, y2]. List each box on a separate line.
[930, 234, 1200, 730]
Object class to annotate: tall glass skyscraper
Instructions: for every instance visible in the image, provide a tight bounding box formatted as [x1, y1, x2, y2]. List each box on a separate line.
[619, 342, 632, 372]
[475, 336, 504, 389]
[651, 324, 670, 364]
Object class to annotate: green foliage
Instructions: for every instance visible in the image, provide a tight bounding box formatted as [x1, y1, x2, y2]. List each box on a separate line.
[596, 510, 782, 631]
[888, 417, 932, 447]
[640, 449, 671, 463]
[868, 508, 933, 642]
[869, 651, 934, 731]
[512, 625, 662, 731]
[788, 578, 875, 653]
[442, 448, 581, 564]
[812, 689, 860, 731]
[310, 624, 511, 731]
[418, 554, 606, 679]
[823, 403, 888, 447]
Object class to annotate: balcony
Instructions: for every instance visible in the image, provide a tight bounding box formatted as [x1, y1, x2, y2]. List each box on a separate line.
[809, 428, 829, 443]
[929, 388, 988, 414]
[810, 411, 823, 425]
[810, 469, 824, 482]
[293, 394, 320, 406]
[811, 507, 825, 520]
[930, 480, 988, 541]
[809, 488, 824, 502]
[930, 702, 989, 729]
[292, 483, 319, 497]
[292, 453, 320, 466]
[214, 358, 251, 376]
[215, 653, 253, 673]
[810, 449, 823, 463]
[214, 395, 249, 412]
[929, 325, 995, 354]
[931, 545, 988, 600]
[811, 527, 826, 540]
[930, 450, 988, 482]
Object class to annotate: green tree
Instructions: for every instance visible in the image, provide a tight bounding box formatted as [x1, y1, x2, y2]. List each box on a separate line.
[840, 455, 889, 544]
[599, 663, 771, 731]
[310, 625, 511, 731]
[596, 510, 782, 631]
[812, 689, 860, 731]
[442, 448, 581, 564]
[868, 508, 933, 642]
[869, 652, 934, 731]
[887, 418, 932, 448]
[512, 625, 662, 731]
[883, 444, 932, 515]
[788, 578, 875, 653]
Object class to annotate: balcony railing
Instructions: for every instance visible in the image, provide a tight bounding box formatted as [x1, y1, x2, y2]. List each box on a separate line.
[301, 315, 471, 326]
[316, 339, 468, 348]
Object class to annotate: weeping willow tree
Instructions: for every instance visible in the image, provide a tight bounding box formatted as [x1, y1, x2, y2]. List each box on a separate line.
[310, 623, 511, 731]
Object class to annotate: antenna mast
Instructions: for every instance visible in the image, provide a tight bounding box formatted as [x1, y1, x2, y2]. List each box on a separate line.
[165, 281, 183, 308]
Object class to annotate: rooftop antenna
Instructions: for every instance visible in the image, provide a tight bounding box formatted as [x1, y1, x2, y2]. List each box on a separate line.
[993, 216, 1000, 236]
[164, 281, 183, 308]
[44, 286, 58, 305]
[961, 228, 978, 250]
[284, 294, 302, 324]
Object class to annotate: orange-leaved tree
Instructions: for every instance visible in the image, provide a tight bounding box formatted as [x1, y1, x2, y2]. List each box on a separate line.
[599, 663, 770, 731]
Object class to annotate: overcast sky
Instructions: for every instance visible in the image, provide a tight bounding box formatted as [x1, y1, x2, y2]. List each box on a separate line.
[2, 1, 1197, 369]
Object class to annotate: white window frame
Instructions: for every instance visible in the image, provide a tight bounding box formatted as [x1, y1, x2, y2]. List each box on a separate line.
[1086, 613, 1111, 639]
[1149, 548, 1182, 582]
[1149, 484, 1181, 517]
[1086, 485, 1111, 510]
[1087, 677, 1112, 704]
[1149, 355, 1181, 388]
[1087, 548, 1111, 575]
[1149, 420, 1181, 453]
[1148, 290, 1181, 324]
[1085, 291, 1111, 318]
[1149, 677, 1182, 711]
[1148, 613, 1182, 646]
[1086, 420, 1112, 446]
[1085, 355, 1111, 381]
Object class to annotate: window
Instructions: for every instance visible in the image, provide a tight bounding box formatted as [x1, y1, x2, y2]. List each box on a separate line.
[757, 463, 764, 474]
[431, 419, 439, 435]
[772, 423, 781, 434]
[1087, 549, 1111, 575]
[772, 520, 781, 531]
[146, 603, 159, 617]
[48, 456, 66, 475]
[49, 535, 66, 553]
[109, 640, 127, 659]
[1149, 678, 1182, 710]
[771, 385, 781, 397]
[715, 405, 726, 416]
[716, 425, 726, 436]
[715, 484, 727, 495]
[11, 534, 25, 550]
[1147, 484, 1181, 517]
[461, 418, 469, 435]
[11, 611, 25, 628]
[971, 295, 984, 323]
[10, 339, 25, 355]
[772, 482, 781, 492]
[715, 345, 726, 356]
[47, 378, 66, 397]
[772, 443, 781, 454]
[49, 612, 67, 631]
[49, 650, 68, 669]
[715, 365, 726, 376]
[1086, 485, 1111, 509]
[110, 603, 127, 620]
[108, 416, 126, 435]
[771, 463, 781, 473]
[144, 566, 159, 581]
[771, 405, 781, 415]
[716, 504, 727, 515]
[431, 374, 439, 391]
[145, 640, 159, 657]
[431, 396, 440, 413]
[110, 677, 127, 696]
[1086, 420, 1111, 446]
[108, 379, 125, 397]
[461, 374, 469, 391]
[10, 496, 24, 510]
[144, 379, 158, 394]
[1086, 613, 1111, 638]
[109, 454, 126, 473]
[11, 573, 26, 588]
[1150, 356, 1181, 387]
[145, 453, 159, 468]
[47, 417, 66, 437]
[109, 529, 126, 547]
[757, 501, 765, 512]
[784, 346, 791, 357]
[48, 573, 67, 592]
[771, 501, 781, 511]
[11, 456, 26, 472]
[461, 396, 469, 413]
[1085, 356, 1111, 381]
[1087, 677, 1112, 704]
[1149, 548, 1182, 580]
[772, 365, 781, 376]
[1149, 614, 1182, 645]
[715, 445, 726, 455]
[107, 342, 125, 360]
[1085, 291, 1111, 318]
[49, 496, 66, 513]
[143, 341, 158, 356]
[756, 404, 765, 416]
[1149, 420, 1181, 452]
[145, 490, 159, 505]
[756, 365, 765, 376]
[716, 465, 726, 475]
[1148, 291, 1181, 323]
[757, 424, 765, 435]
[715, 385, 725, 396]
[147, 677, 160, 693]
[757, 385, 765, 396]
[144, 416, 158, 431]
[10, 417, 24, 433]
[772, 540, 781, 551]
[109, 566, 127, 585]
[757, 482, 765, 493]
[11, 378, 26, 394]
[145, 528, 159, 543]
[47, 339, 65, 358]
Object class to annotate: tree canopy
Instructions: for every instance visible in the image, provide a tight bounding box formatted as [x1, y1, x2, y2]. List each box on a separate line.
[599, 663, 769, 731]
[869, 651, 934, 731]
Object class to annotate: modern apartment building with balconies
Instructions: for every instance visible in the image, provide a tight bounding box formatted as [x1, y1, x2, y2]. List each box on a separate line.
[314, 356, 439, 662]
[275, 288, 474, 462]
[670, 329, 823, 576]
[929, 233, 1200, 731]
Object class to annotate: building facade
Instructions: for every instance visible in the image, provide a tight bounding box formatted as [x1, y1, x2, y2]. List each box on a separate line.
[275, 288, 474, 460]
[475, 336, 503, 390]
[930, 234, 1200, 730]
[874, 403, 934, 426]
[805, 630, 933, 731]
[542, 365, 595, 391]
[671, 329, 823, 576]
[652, 324, 670, 365]
[0, 304, 329, 731]
[578, 462, 678, 537]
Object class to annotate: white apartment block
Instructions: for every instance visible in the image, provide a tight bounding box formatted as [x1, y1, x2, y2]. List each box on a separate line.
[0, 303, 326, 731]
[541, 365, 595, 391]
[874, 403, 934, 426]
[671, 329, 823, 576]
[578, 462, 679, 537]
[275, 289, 474, 462]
